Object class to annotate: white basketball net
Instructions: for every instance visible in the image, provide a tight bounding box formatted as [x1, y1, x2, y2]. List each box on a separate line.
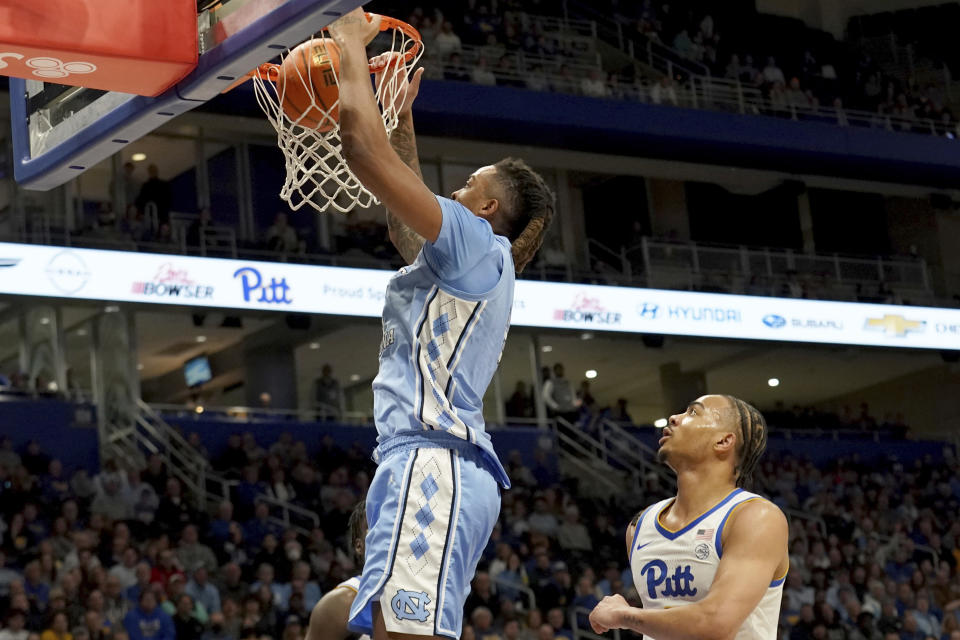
[253, 21, 423, 214]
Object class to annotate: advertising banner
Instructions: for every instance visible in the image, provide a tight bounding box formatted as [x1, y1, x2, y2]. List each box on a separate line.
[1, 242, 958, 350]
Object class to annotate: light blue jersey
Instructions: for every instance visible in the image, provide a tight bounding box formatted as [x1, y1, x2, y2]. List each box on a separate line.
[372, 195, 514, 489]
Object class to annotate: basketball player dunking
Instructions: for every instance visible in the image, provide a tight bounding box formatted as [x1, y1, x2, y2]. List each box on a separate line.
[328, 9, 555, 640]
[589, 395, 788, 640]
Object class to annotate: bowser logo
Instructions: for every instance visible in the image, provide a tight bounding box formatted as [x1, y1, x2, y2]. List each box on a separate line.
[0, 53, 97, 79]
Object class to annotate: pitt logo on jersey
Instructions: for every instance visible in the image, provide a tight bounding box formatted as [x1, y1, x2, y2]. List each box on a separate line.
[639, 560, 698, 599]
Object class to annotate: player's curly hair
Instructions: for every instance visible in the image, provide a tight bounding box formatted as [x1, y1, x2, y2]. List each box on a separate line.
[493, 157, 556, 273]
[720, 395, 768, 489]
[348, 498, 367, 562]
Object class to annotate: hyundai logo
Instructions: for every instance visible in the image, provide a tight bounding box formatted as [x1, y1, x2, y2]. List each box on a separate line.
[762, 314, 786, 329]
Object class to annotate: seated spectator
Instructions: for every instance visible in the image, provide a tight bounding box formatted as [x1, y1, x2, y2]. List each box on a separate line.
[40, 613, 71, 640]
[528, 497, 559, 538]
[149, 551, 184, 588]
[176, 525, 218, 575]
[506, 381, 533, 419]
[244, 503, 282, 550]
[23, 561, 50, 611]
[266, 213, 298, 254]
[171, 595, 204, 640]
[155, 478, 196, 535]
[495, 55, 524, 89]
[672, 29, 695, 60]
[572, 576, 599, 629]
[82, 611, 110, 640]
[472, 57, 496, 87]
[580, 69, 608, 99]
[41, 460, 72, 507]
[103, 576, 129, 628]
[434, 21, 461, 58]
[465, 572, 499, 620]
[289, 561, 320, 611]
[0, 609, 29, 640]
[525, 64, 548, 93]
[215, 435, 248, 476]
[109, 547, 140, 590]
[763, 56, 786, 87]
[444, 52, 470, 82]
[207, 501, 235, 548]
[546, 607, 572, 640]
[213, 563, 246, 608]
[471, 608, 500, 640]
[650, 76, 678, 106]
[124, 591, 173, 640]
[249, 564, 288, 611]
[556, 506, 592, 555]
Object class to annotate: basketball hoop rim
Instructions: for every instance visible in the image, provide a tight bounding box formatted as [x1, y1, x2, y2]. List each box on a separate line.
[244, 13, 421, 85]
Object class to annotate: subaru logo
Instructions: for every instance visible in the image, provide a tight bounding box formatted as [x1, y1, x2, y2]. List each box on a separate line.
[762, 314, 786, 329]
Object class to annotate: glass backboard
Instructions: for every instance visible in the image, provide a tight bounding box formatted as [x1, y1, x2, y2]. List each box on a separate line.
[8, 0, 364, 191]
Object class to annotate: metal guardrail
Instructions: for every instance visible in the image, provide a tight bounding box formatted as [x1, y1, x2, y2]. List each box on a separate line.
[149, 402, 374, 425]
[550, 417, 632, 493]
[571, 607, 620, 640]
[598, 419, 672, 485]
[491, 574, 537, 613]
[127, 400, 320, 535]
[586, 236, 933, 302]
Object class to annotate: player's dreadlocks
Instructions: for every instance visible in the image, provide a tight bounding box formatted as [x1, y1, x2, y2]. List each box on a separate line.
[348, 498, 367, 562]
[493, 157, 556, 273]
[720, 395, 768, 489]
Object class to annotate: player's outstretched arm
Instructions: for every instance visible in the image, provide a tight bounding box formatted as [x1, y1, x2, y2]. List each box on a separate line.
[329, 8, 442, 243]
[591, 500, 788, 640]
[373, 53, 427, 264]
[306, 587, 355, 640]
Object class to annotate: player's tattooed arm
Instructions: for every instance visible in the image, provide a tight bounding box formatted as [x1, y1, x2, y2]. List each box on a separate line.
[386, 112, 427, 264]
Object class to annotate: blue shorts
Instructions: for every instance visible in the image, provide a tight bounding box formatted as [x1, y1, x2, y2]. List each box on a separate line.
[348, 443, 500, 638]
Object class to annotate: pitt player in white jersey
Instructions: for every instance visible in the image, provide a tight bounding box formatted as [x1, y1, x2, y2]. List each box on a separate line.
[308, 502, 372, 640]
[590, 395, 789, 640]
[329, 10, 555, 640]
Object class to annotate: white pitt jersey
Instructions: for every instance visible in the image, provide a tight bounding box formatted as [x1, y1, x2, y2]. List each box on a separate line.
[337, 577, 372, 640]
[629, 489, 785, 640]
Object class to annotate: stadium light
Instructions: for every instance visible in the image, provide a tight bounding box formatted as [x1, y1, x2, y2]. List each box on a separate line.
[654, 418, 668, 428]
[585, 369, 597, 379]
[767, 377, 780, 387]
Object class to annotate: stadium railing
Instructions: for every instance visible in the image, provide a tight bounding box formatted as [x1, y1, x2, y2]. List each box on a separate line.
[1, 205, 940, 307]
[491, 575, 538, 614]
[150, 402, 375, 426]
[591, 237, 932, 302]
[571, 607, 621, 640]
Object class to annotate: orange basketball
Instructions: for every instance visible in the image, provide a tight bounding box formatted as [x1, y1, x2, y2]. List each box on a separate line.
[276, 38, 341, 132]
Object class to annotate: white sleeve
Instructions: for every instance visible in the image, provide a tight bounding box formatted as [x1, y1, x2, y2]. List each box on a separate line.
[542, 380, 559, 411]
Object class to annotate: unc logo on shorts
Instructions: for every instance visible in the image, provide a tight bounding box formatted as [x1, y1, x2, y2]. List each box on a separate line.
[695, 543, 711, 560]
[391, 589, 431, 623]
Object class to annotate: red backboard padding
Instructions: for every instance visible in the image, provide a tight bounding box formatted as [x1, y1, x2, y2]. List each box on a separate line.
[0, 0, 198, 97]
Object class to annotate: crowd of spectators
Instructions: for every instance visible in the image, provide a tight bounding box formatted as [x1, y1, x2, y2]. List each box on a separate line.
[3, 404, 950, 640]
[382, 0, 960, 139]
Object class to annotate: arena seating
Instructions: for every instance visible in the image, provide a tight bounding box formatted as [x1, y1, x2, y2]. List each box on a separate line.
[1, 396, 958, 640]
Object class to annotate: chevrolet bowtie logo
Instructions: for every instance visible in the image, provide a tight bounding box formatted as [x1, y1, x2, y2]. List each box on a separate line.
[865, 314, 925, 337]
